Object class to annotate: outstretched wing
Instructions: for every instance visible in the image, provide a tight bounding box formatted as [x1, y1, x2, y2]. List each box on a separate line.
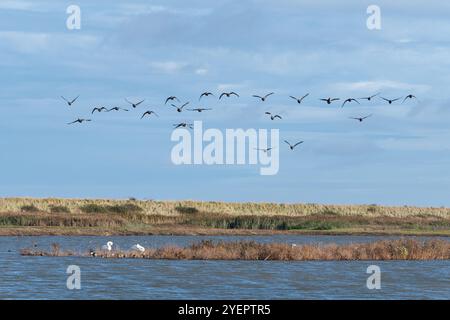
[293, 141, 304, 147]
[300, 93, 310, 101]
[135, 99, 145, 106]
[230, 92, 239, 97]
[70, 96, 79, 104]
[219, 93, 227, 100]
[264, 92, 274, 99]
[181, 102, 190, 109]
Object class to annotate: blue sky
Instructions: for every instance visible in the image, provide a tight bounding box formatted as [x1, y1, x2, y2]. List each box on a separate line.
[1, 0, 449, 206]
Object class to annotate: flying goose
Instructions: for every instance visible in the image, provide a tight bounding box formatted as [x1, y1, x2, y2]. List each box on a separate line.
[91, 107, 108, 114]
[320, 97, 340, 105]
[265, 112, 282, 120]
[187, 108, 212, 112]
[67, 118, 91, 125]
[125, 98, 145, 108]
[107, 107, 129, 112]
[219, 92, 240, 99]
[254, 147, 274, 153]
[402, 94, 417, 103]
[173, 122, 194, 129]
[253, 92, 274, 102]
[341, 98, 360, 108]
[284, 140, 304, 150]
[199, 92, 214, 100]
[359, 93, 380, 101]
[61, 95, 79, 106]
[141, 111, 159, 119]
[171, 102, 189, 112]
[289, 93, 309, 104]
[380, 97, 401, 104]
[349, 114, 373, 122]
[165, 96, 180, 105]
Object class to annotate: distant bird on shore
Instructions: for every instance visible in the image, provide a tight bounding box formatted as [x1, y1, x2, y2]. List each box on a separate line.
[67, 118, 91, 125]
[61, 95, 79, 106]
[187, 108, 212, 112]
[320, 97, 340, 105]
[199, 92, 214, 100]
[91, 107, 108, 114]
[349, 114, 373, 122]
[219, 92, 239, 99]
[253, 92, 274, 102]
[141, 110, 159, 119]
[125, 98, 145, 108]
[289, 93, 309, 104]
[171, 102, 189, 113]
[265, 112, 282, 120]
[173, 122, 193, 129]
[284, 140, 304, 150]
[165, 96, 180, 105]
[107, 107, 129, 112]
[402, 94, 417, 103]
[359, 93, 380, 101]
[101, 241, 113, 252]
[131, 244, 145, 252]
[341, 98, 360, 108]
[380, 97, 401, 104]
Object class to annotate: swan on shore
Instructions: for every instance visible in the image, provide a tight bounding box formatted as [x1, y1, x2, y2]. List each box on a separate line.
[102, 241, 113, 251]
[131, 244, 145, 252]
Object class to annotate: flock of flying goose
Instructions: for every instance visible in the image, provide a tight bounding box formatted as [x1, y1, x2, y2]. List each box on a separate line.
[62, 92, 417, 151]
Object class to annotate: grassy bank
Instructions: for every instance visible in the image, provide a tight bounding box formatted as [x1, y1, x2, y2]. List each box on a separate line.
[1, 198, 450, 236]
[21, 239, 450, 261]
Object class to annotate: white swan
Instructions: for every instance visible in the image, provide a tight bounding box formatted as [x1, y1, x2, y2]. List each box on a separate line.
[131, 244, 145, 252]
[101, 241, 113, 251]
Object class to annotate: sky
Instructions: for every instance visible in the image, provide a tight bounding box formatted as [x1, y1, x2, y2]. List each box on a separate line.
[1, 0, 450, 206]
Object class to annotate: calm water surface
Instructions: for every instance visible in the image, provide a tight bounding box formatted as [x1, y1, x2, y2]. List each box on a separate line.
[0, 235, 448, 299]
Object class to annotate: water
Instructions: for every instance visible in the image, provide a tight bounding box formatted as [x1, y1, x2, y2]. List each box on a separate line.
[0, 235, 449, 299]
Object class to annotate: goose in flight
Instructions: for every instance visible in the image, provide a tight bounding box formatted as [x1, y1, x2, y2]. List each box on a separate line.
[219, 92, 240, 99]
[61, 95, 79, 106]
[125, 98, 145, 108]
[380, 97, 401, 104]
[289, 93, 309, 104]
[131, 244, 145, 252]
[253, 92, 274, 102]
[141, 110, 159, 119]
[107, 107, 129, 112]
[171, 102, 189, 113]
[349, 114, 373, 122]
[67, 118, 91, 125]
[402, 94, 417, 103]
[320, 97, 340, 105]
[101, 241, 113, 252]
[341, 98, 360, 108]
[165, 96, 180, 105]
[173, 122, 194, 129]
[359, 93, 380, 101]
[284, 140, 304, 150]
[199, 92, 214, 100]
[254, 147, 274, 153]
[187, 108, 212, 112]
[265, 112, 282, 120]
[91, 107, 108, 114]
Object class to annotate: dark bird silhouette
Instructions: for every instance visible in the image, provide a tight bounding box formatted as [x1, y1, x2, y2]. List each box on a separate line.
[349, 114, 373, 122]
[199, 92, 214, 100]
[171, 102, 189, 113]
[173, 122, 193, 129]
[125, 98, 145, 108]
[359, 93, 380, 101]
[67, 118, 91, 125]
[402, 94, 417, 103]
[219, 92, 240, 99]
[289, 93, 309, 104]
[380, 97, 401, 104]
[141, 111, 159, 119]
[265, 112, 282, 120]
[254, 147, 274, 153]
[165, 96, 180, 105]
[284, 140, 304, 150]
[107, 107, 129, 112]
[91, 107, 108, 114]
[61, 95, 79, 106]
[253, 92, 274, 102]
[320, 97, 340, 105]
[341, 98, 360, 108]
[187, 108, 212, 112]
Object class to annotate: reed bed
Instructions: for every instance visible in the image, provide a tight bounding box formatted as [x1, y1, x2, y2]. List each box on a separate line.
[20, 239, 450, 261]
[1, 197, 450, 218]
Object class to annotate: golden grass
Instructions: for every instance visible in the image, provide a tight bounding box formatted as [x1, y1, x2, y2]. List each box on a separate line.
[20, 239, 450, 261]
[1, 197, 450, 218]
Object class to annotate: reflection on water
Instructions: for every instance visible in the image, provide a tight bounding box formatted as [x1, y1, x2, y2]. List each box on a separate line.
[0, 235, 449, 299]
